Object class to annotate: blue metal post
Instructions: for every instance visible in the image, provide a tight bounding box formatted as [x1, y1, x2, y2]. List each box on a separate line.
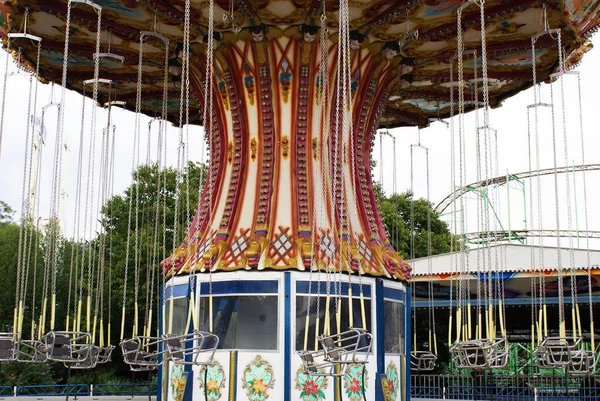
[376, 279, 385, 401]
[284, 273, 291, 400]
[405, 285, 412, 401]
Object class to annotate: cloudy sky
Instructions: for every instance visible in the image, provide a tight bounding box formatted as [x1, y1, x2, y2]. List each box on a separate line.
[0, 39, 599, 253]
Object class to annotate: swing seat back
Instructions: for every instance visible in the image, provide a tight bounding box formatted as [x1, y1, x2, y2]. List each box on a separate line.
[121, 336, 163, 371]
[17, 339, 47, 363]
[451, 338, 508, 370]
[163, 331, 219, 366]
[534, 337, 574, 367]
[0, 333, 18, 361]
[43, 331, 92, 363]
[69, 345, 100, 370]
[96, 345, 115, 364]
[410, 351, 437, 371]
[318, 327, 372, 366]
[569, 349, 596, 375]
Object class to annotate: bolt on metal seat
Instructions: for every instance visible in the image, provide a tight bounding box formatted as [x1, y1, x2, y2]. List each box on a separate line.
[42, 331, 92, 363]
[18, 339, 47, 363]
[411, 351, 437, 371]
[162, 330, 219, 366]
[120, 336, 163, 371]
[299, 328, 373, 377]
[450, 338, 509, 369]
[0, 333, 19, 361]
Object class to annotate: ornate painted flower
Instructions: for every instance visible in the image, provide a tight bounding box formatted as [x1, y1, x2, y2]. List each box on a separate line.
[170, 364, 188, 401]
[242, 355, 275, 401]
[386, 361, 399, 401]
[198, 360, 226, 401]
[294, 366, 328, 401]
[344, 364, 368, 401]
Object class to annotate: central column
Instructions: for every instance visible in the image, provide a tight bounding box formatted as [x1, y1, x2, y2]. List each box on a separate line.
[166, 26, 412, 280]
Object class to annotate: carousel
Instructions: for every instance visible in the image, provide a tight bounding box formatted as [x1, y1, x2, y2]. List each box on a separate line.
[0, 0, 599, 400]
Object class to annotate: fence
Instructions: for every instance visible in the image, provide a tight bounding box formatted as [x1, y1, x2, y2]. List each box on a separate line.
[411, 374, 600, 400]
[7, 383, 156, 397]
[0, 387, 13, 397]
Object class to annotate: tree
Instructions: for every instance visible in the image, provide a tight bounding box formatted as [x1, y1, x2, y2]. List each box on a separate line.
[101, 161, 204, 358]
[375, 185, 459, 260]
[0, 200, 14, 224]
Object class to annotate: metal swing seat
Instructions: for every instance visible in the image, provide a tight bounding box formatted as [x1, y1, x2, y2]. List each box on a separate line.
[69, 345, 100, 369]
[534, 337, 595, 374]
[41, 331, 92, 363]
[120, 336, 163, 371]
[299, 328, 373, 377]
[18, 339, 48, 362]
[410, 351, 437, 371]
[450, 338, 509, 370]
[0, 333, 19, 361]
[96, 345, 115, 364]
[163, 330, 219, 366]
[569, 348, 596, 376]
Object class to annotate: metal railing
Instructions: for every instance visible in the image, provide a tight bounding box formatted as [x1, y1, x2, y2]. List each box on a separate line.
[16, 384, 90, 396]
[0, 387, 13, 396]
[93, 383, 158, 396]
[10, 383, 157, 397]
[411, 374, 600, 400]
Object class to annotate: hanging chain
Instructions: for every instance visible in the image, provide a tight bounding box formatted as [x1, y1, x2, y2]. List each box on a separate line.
[575, 72, 594, 334]
[121, 33, 144, 340]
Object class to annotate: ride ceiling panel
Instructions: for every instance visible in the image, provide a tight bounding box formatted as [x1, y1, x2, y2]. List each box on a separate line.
[0, 0, 598, 127]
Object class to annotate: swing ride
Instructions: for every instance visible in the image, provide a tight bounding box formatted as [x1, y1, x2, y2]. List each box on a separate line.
[2, 0, 600, 400]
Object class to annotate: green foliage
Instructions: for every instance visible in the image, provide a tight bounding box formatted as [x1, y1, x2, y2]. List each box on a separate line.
[374, 184, 460, 260]
[0, 200, 14, 224]
[0, 362, 54, 386]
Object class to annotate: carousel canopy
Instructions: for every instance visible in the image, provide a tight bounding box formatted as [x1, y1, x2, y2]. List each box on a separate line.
[1, 0, 598, 127]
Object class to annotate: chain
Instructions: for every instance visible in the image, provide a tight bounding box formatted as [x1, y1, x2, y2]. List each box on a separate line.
[108, 125, 116, 341]
[315, 5, 329, 331]
[87, 7, 103, 334]
[456, 6, 466, 319]
[531, 39, 546, 312]
[555, 33, 578, 309]
[67, 86, 87, 327]
[14, 56, 35, 333]
[575, 72, 594, 334]
[20, 40, 42, 320]
[121, 33, 144, 340]
[549, 71, 564, 329]
[448, 57, 455, 336]
[306, 8, 328, 340]
[0, 36, 10, 158]
[472, 52, 483, 327]
[202, 0, 214, 292]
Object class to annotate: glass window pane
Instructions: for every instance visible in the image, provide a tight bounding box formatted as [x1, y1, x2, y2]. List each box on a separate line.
[295, 295, 372, 351]
[165, 297, 189, 336]
[384, 300, 405, 353]
[199, 295, 278, 350]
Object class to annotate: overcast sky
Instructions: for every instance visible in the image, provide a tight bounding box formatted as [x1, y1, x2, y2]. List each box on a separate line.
[0, 41, 598, 253]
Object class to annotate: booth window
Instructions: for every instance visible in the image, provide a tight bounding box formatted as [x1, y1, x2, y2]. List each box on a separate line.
[165, 297, 189, 337]
[199, 295, 278, 350]
[384, 300, 405, 353]
[295, 295, 372, 351]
